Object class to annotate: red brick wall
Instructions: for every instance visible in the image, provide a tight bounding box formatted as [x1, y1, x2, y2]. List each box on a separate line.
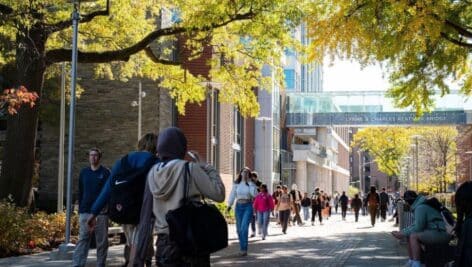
[244, 117, 255, 170]
[177, 102, 208, 160]
[176, 37, 213, 161]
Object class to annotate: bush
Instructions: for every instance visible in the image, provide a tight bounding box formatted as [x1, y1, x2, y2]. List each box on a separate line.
[0, 198, 79, 258]
[214, 202, 235, 224]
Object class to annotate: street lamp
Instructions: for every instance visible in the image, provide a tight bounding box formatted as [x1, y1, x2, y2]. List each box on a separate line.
[411, 134, 422, 192]
[57, 0, 110, 259]
[131, 80, 146, 141]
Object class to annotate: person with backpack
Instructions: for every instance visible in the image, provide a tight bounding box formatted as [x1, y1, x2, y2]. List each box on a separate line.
[72, 148, 110, 267]
[147, 127, 225, 266]
[339, 191, 349, 220]
[379, 187, 389, 222]
[227, 167, 258, 256]
[391, 190, 452, 267]
[253, 184, 274, 240]
[87, 133, 159, 267]
[453, 181, 472, 267]
[301, 192, 311, 221]
[351, 194, 363, 222]
[311, 188, 323, 226]
[367, 186, 380, 226]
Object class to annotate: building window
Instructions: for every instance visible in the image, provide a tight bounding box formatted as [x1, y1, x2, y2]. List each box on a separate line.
[233, 109, 244, 180]
[284, 69, 295, 90]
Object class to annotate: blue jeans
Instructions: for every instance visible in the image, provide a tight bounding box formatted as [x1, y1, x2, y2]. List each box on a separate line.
[235, 202, 253, 252]
[256, 211, 270, 238]
[302, 206, 310, 221]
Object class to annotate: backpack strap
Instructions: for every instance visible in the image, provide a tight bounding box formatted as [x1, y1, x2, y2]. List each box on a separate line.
[182, 162, 190, 204]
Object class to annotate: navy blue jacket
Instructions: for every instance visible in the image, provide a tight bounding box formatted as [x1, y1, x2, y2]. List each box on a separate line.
[78, 165, 110, 214]
[90, 151, 158, 216]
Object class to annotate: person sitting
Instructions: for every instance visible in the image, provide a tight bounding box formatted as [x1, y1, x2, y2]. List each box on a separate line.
[453, 181, 472, 267]
[391, 191, 451, 267]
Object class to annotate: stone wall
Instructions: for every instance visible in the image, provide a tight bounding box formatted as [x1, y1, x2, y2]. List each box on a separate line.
[38, 64, 173, 211]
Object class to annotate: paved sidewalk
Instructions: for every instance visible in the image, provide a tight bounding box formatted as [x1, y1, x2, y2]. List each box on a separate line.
[0, 212, 407, 266]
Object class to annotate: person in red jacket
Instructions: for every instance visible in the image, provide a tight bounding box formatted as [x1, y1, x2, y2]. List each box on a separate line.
[253, 184, 274, 240]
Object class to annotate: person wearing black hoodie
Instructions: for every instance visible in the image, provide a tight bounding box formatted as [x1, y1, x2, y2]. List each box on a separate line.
[147, 127, 225, 267]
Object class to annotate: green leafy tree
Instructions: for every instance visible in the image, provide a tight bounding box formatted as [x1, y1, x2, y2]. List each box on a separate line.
[306, 0, 472, 115]
[352, 127, 412, 184]
[0, 0, 305, 206]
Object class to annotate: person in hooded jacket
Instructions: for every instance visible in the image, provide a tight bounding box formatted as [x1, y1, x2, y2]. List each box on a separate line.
[147, 127, 225, 267]
[391, 190, 451, 267]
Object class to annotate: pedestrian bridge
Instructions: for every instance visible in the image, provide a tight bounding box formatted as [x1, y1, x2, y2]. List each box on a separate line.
[286, 90, 472, 126]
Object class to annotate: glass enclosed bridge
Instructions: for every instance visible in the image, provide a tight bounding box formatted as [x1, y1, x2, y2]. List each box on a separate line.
[286, 90, 472, 127]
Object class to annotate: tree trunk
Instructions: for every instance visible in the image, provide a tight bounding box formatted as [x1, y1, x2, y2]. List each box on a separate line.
[0, 25, 46, 207]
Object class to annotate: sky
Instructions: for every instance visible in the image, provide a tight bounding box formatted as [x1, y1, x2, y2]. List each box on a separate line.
[323, 59, 391, 92]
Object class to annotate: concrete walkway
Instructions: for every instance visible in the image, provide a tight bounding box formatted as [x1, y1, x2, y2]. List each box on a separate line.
[0, 212, 407, 266]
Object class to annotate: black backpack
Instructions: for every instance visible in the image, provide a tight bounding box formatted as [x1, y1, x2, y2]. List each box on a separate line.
[165, 162, 228, 256]
[108, 154, 156, 225]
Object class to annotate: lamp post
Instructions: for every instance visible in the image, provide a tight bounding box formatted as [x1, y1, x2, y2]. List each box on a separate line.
[411, 135, 422, 192]
[131, 80, 146, 141]
[55, 0, 109, 258]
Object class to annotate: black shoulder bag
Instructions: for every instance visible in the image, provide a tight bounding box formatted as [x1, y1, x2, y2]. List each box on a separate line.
[165, 162, 228, 256]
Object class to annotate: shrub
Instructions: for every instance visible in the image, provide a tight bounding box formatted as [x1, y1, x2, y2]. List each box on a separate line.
[0, 198, 79, 257]
[214, 202, 235, 224]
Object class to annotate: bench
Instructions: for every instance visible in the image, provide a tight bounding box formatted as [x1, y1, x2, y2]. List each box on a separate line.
[421, 243, 456, 267]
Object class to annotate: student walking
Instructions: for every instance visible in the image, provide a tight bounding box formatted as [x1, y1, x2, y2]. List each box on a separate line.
[88, 134, 158, 267]
[311, 188, 323, 225]
[73, 148, 110, 267]
[301, 192, 311, 221]
[148, 127, 225, 265]
[277, 185, 292, 234]
[290, 184, 304, 226]
[253, 184, 274, 240]
[379, 187, 389, 222]
[249, 172, 262, 237]
[228, 167, 258, 256]
[334, 193, 340, 214]
[351, 194, 363, 222]
[339, 191, 349, 220]
[367, 186, 380, 226]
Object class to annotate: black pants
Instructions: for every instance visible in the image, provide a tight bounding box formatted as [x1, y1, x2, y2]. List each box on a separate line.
[341, 206, 348, 219]
[156, 234, 210, 267]
[311, 206, 322, 223]
[354, 209, 360, 222]
[279, 210, 290, 233]
[250, 214, 256, 234]
[335, 204, 338, 214]
[380, 204, 387, 220]
[292, 204, 303, 225]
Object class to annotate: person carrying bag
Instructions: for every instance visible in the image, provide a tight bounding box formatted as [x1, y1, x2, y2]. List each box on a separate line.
[147, 127, 226, 267]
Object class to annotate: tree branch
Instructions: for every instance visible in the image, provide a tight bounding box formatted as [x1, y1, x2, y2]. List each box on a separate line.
[144, 46, 180, 65]
[445, 19, 472, 39]
[45, 0, 110, 33]
[45, 11, 256, 65]
[440, 32, 472, 49]
[0, 3, 13, 15]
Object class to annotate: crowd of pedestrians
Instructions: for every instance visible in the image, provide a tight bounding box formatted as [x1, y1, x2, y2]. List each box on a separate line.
[71, 127, 469, 266]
